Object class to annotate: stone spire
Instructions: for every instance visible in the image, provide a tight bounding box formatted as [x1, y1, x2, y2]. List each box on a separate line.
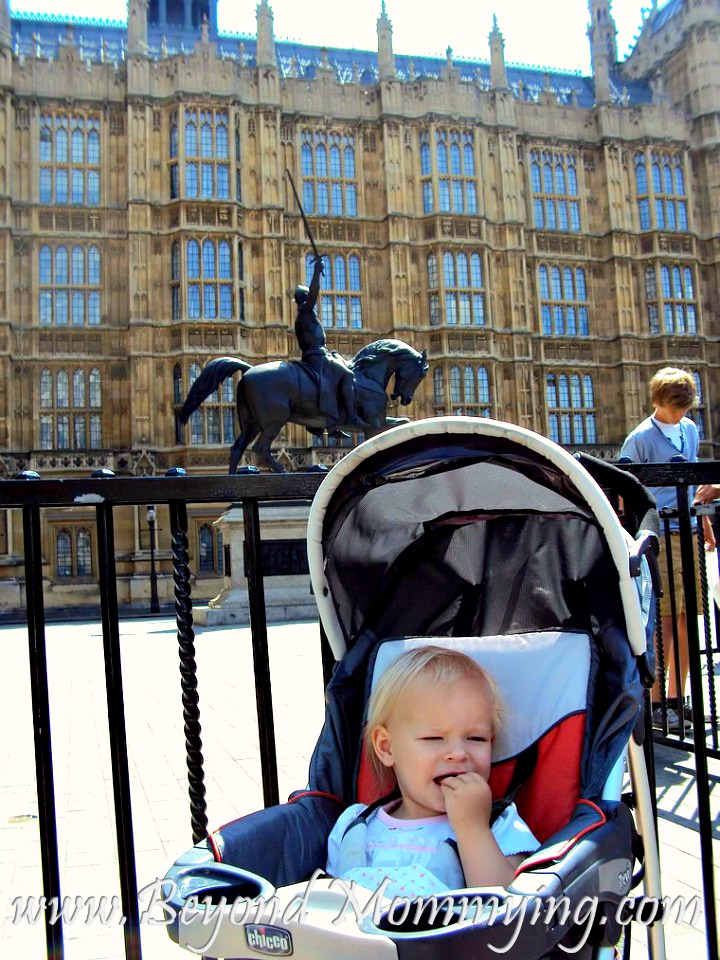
[587, 0, 618, 102]
[256, 0, 276, 68]
[489, 15, 508, 89]
[127, 0, 149, 56]
[377, 0, 395, 81]
[0, 0, 11, 50]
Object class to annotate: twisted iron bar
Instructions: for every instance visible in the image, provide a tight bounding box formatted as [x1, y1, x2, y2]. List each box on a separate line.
[168, 486, 208, 845]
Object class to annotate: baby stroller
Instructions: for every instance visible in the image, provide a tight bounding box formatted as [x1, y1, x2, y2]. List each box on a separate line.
[165, 416, 665, 960]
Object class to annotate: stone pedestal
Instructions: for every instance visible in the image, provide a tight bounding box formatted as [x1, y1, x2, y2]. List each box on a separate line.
[194, 503, 317, 626]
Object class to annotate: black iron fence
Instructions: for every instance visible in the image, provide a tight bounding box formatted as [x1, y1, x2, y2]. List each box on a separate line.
[1, 461, 719, 960]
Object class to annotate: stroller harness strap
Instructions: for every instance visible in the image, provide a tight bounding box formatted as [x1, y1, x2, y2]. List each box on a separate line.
[336, 783, 535, 890]
[336, 792, 465, 890]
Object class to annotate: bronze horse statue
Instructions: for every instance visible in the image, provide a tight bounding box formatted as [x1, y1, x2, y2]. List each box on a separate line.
[176, 339, 429, 473]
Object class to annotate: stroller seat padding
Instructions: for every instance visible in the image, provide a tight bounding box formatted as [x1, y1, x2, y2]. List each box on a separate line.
[357, 631, 593, 843]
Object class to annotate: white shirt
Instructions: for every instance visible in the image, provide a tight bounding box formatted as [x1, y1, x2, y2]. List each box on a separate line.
[326, 800, 539, 899]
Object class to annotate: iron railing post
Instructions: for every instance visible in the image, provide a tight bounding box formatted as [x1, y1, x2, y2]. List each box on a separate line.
[243, 498, 280, 808]
[677, 485, 718, 959]
[93, 470, 142, 960]
[19, 471, 64, 960]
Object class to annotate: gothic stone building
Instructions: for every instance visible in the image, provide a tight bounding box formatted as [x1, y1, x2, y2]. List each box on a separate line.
[0, 0, 718, 611]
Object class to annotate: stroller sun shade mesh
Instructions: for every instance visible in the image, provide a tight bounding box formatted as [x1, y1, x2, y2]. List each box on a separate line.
[323, 457, 621, 645]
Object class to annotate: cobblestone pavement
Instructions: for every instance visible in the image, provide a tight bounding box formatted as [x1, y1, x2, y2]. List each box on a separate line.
[0, 617, 717, 959]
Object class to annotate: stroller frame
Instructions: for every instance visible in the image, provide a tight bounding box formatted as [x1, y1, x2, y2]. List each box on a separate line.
[165, 416, 666, 960]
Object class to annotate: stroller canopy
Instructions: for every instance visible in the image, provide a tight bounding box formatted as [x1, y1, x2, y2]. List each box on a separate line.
[308, 417, 649, 659]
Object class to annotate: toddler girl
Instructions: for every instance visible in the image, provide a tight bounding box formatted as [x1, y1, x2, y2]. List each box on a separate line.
[326, 645, 539, 898]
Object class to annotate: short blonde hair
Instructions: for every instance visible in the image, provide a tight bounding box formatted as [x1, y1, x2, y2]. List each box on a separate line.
[363, 645, 503, 791]
[650, 367, 697, 411]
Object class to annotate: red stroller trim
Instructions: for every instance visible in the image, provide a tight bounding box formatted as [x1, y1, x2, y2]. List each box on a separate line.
[207, 831, 223, 863]
[288, 790, 343, 805]
[513, 799, 607, 875]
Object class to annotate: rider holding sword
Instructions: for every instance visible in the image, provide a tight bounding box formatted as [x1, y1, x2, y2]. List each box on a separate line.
[293, 255, 365, 428]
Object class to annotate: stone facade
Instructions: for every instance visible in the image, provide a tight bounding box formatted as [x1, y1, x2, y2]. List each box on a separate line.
[0, 0, 718, 609]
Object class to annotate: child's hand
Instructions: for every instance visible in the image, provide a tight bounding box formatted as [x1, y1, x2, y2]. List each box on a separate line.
[440, 772, 492, 831]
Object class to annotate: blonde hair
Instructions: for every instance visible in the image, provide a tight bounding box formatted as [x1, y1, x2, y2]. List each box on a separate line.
[650, 367, 697, 411]
[363, 645, 503, 791]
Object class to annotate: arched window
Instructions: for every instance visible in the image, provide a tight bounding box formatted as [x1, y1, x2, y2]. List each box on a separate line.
[219, 241, 232, 279]
[530, 162, 541, 192]
[39, 113, 100, 206]
[644, 263, 697, 334]
[635, 149, 687, 231]
[71, 247, 84, 284]
[88, 246, 100, 285]
[39, 368, 101, 450]
[170, 118, 178, 158]
[539, 266, 549, 299]
[73, 370, 85, 407]
[477, 367, 490, 406]
[301, 130, 357, 218]
[546, 371, 596, 445]
[56, 532, 72, 577]
[433, 251, 486, 326]
[463, 137, 475, 177]
[202, 240, 215, 278]
[197, 523, 224, 575]
[436, 135, 448, 174]
[56, 371, 69, 408]
[420, 128, 478, 214]
[433, 367, 444, 406]
[449, 366, 462, 404]
[76, 531, 92, 576]
[529, 150, 581, 232]
[56, 247, 68, 283]
[40, 369, 52, 407]
[301, 142, 313, 175]
[39, 245, 52, 283]
[198, 525, 215, 572]
[538, 263, 590, 336]
[40, 245, 102, 326]
[173, 364, 183, 404]
[464, 365, 476, 403]
[443, 252, 455, 288]
[178, 108, 230, 200]
[430, 363, 491, 415]
[181, 239, 235, 320]
[635, 158, 647, 195]
[89, 369, 101, 408]
[55, 527, 93, 579]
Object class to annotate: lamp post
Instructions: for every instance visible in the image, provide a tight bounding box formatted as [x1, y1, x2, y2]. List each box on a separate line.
[146, 505, 160, 614]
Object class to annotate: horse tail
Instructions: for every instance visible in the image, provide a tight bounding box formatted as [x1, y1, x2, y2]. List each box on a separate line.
[176, 358, 251, 440]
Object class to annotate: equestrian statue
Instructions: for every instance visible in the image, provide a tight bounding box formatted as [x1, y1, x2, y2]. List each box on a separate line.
[176, 174, 428, 473]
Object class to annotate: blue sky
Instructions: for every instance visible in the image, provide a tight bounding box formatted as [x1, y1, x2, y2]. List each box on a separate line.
[9, 1, 660, 73]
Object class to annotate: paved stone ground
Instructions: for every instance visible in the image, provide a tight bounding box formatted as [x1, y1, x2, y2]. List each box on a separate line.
[0, 617, 718, 959]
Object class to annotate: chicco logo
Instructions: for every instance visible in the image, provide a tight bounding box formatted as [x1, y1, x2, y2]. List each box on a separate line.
[244, 924, 293, 956]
